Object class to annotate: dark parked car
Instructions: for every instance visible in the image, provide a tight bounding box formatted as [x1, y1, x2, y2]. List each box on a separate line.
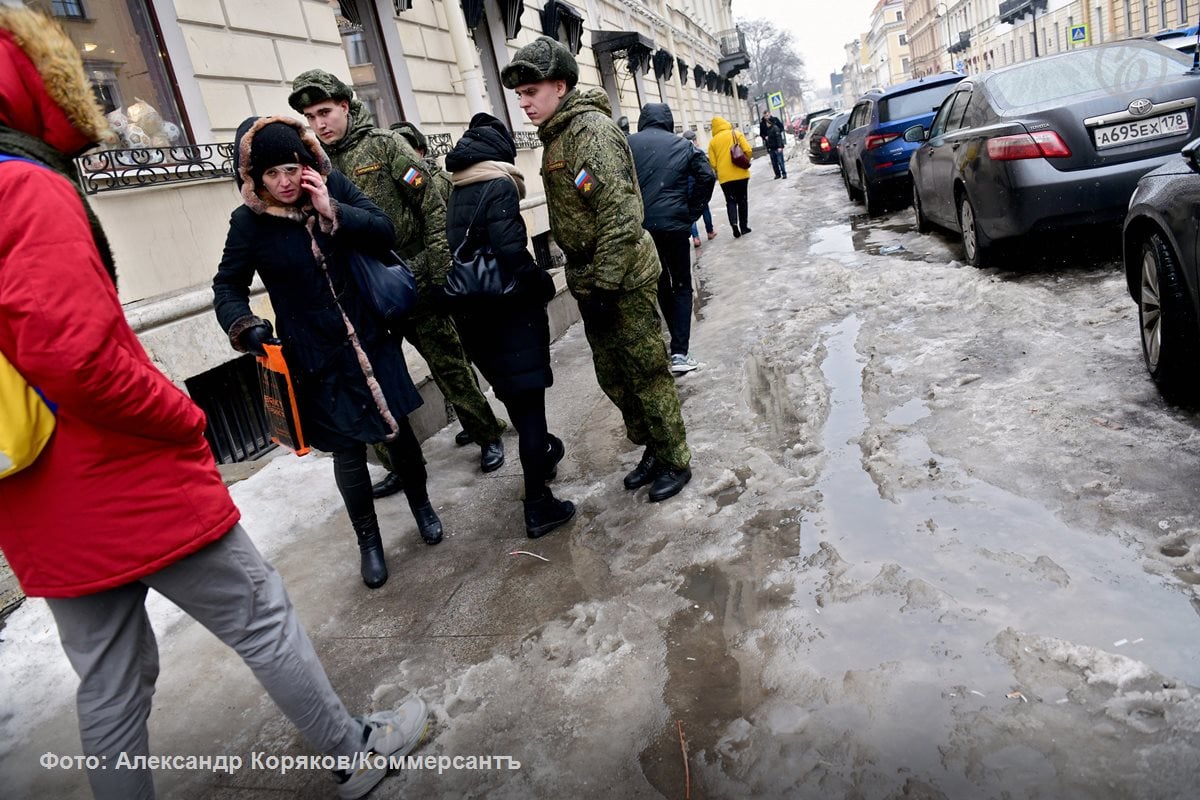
[906, 40, 1200, 267]
[1123, 137, 1200, 401]
[809, 111, 850, 165]
[839, 73, 964, 215]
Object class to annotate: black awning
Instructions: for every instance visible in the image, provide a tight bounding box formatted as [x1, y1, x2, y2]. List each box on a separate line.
[461, 0, 484, 28]
[677, 57, 688, 85]
[541, 1, 584, 54]
[499, 0, 524, 39]
[653, 49, 674, 81]
[591, 30, 655, 55]
[736, 85, 748, 100]
[625, 42, 652, 75]
[692, 64, 705, 86]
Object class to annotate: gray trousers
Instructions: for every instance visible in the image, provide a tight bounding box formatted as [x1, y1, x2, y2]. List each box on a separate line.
[46, 525, 362, 800]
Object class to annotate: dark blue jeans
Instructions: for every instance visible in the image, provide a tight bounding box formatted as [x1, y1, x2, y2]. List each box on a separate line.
[651, 229, 694, 356]
[769, 148, 786, 177]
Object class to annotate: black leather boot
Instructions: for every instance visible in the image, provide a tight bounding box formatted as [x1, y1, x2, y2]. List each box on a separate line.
[524, 490, 576, 539]
[410, 501, 443, 545]
[371, 472, 403, 498]
[356, 529, 388, 589]
[454, 429, 473, 446]
[648, 466, 692, 503]
[623, 449, 658, 490]
[480, 440, 505, 473]
[545, 434, 565, 482]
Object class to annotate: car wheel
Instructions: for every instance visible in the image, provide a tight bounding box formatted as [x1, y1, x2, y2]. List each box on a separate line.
[860, 166, 883, 217]
[842, 164, 862, 203]
[913, 182, 931, 234]
[957, 190, 992, 268]
[1139, 232, 1199, 401]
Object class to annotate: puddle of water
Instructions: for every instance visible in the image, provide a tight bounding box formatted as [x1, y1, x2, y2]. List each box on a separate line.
[743, 354, 801, 441]
[885, 397, 929, 426]
[810, 224, 856, 255]
[794, 314, 1200, 796]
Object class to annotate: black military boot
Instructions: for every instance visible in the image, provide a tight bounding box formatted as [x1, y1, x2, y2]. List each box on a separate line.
[648, 466, 692, 503]
[480, 440, 505, 473]
[524, 490, 576, 539]
[544, 434, 565, 482]
[370, 472, 403, 499]
[356, 527, 388, 589]
[410, 500, 443, 545]
[623, 449, 658, 490]
[454, 429, 473, 446]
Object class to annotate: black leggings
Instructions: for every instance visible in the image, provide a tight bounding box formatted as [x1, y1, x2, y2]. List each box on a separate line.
[332, 418, 428, 535]
[721, 178, 749, 231]
[501, 388, 549, 501]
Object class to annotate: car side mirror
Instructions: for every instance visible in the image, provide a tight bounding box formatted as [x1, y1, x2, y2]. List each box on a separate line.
[838, 124, 848, 137]
[903, 124, 927, 143]
[1183, 136, 1200, 174]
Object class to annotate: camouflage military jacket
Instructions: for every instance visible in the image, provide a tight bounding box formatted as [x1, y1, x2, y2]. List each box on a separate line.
[424, 156, 453, 206]
[538, 89, 660, 296]
[326, 103, 452, 298]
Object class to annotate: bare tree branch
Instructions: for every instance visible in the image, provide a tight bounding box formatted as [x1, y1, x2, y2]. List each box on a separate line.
[738, 18, 810, 106]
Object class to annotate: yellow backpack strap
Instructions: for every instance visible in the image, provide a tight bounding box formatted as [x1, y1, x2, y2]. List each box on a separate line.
[0, 349, 57, 479]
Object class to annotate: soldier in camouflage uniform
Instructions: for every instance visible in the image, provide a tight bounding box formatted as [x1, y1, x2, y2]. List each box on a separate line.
[501, 36, 692, 502]
[390, 121, 454, 207]
[289, 71, 506, 497]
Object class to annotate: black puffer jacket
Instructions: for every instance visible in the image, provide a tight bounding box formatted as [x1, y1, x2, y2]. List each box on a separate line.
[627, 103, 716, 233]
[213, 116, 421, 453]
[443, 117, 554, 399]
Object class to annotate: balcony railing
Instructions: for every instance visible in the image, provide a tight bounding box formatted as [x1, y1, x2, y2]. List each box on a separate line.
[75, 143, 235, 194]
[717, 27, 747, 58]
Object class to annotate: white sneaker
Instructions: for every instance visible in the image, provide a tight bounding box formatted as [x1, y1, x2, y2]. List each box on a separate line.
[335, 697, 429, 799]
[670, 354, 699, 374]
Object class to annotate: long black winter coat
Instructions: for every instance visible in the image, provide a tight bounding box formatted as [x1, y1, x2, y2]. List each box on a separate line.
[213, 116, 421, 453]
[443, 123, 554, 400]
[628, 104, 716, 233]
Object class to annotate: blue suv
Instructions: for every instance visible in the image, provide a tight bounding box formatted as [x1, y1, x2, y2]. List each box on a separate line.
[839, 73, 964, 215]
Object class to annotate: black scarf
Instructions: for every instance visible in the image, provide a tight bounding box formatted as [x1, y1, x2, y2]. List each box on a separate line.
[0, 124, 118, 288]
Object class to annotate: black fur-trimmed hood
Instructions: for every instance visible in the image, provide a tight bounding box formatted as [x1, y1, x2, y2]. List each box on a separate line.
[233, 115, 332, 219]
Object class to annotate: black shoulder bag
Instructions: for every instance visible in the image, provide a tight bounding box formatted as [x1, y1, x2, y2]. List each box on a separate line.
[445, 183, 519, 298]
[346, 248, 419, 324]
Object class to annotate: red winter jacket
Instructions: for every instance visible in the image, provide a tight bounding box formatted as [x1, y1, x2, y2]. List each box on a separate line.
[0, 26, 239, 598]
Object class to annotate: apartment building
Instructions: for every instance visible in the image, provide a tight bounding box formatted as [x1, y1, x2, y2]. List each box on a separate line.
[26, 0, 749, 463]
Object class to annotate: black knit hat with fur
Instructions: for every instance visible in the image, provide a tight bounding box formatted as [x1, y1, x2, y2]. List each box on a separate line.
[249, 121, 316, 185]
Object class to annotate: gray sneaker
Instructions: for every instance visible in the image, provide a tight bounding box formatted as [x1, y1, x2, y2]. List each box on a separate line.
[670, 354, 699, 375]
[336, 697, 429, 799]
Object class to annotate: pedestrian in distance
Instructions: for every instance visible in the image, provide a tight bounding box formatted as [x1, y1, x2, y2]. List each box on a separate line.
[0, 7, 428, 799]
[501, 35, 693, 503]
[759, 109, 788, 179]
[627, 103, 716, 376]
[213, 115, 444, 589]
[708, 115, 754, 237]
[288, 71, 508, 488]
[443, 112, 576, 538]
[683, 129, 718, 248]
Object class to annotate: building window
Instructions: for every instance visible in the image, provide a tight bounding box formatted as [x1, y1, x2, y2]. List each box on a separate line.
[899, 33, 907, 45]
[330, 1, 405, 128]
[52, 0, 191, 150]
[51, 0, 86, 18]
[1143, 0, 1151, 31]
[1182, 0, 1189, 24]
[1125, 0, 1133, 34]
[1160, 0, 1168, 27]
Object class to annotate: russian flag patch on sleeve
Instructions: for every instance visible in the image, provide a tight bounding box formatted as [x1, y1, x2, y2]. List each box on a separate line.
[402, 166, 424, 187]
[574, 165, 601, 196]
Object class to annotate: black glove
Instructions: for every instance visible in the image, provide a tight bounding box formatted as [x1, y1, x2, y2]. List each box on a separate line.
[580, 288, 621, 332]
[239, 321, 276, 356]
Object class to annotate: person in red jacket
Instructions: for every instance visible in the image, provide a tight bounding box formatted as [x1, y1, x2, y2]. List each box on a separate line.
[0, 7, 426, 799]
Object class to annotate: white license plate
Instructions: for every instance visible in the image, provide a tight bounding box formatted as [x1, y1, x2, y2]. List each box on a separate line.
[1093, 111, 1190, 149]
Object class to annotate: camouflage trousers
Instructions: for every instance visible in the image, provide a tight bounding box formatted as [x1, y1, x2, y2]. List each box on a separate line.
[580, 279, 691, 470]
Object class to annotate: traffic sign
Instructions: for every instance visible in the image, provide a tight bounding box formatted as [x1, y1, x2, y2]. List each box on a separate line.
[1070, 25, 1087, 43]
[768, 91, 784, 109]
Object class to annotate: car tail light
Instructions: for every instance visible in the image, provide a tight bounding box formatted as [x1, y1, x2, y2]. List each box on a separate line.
[820, 137, 831, 152]
[986, 131, 1072, 161]
[865, 133, 900, 150]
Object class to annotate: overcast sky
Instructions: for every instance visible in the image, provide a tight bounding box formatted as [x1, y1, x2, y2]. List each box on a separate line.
[731, 0, 879, 87]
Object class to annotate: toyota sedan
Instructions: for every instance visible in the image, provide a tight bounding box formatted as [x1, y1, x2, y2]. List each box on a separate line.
[906, 40, 1200, 267]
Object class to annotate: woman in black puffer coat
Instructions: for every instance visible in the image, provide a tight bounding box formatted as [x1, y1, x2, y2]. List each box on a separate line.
[443, 113, 574, 539]
[213, 116, 443, 590]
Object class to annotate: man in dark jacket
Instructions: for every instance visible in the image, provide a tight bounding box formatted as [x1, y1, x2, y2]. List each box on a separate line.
[289, 70, 507, 494]
[759, 110, 788, 179]
[627, 103, 716, 375]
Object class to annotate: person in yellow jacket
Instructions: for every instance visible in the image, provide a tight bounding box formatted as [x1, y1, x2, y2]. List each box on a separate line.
[706, 116, 753, 237]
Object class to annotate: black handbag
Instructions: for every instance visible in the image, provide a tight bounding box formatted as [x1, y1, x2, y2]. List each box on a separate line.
[346, 248, 418, 324]
[445, 184, 519, 298]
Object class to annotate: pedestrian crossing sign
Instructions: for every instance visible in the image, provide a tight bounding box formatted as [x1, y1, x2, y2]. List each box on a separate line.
[768, 91, 784, 109]
[1070, 25, 1087, 43]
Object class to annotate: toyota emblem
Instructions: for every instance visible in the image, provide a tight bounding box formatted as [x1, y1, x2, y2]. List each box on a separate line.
[1128, 98, 1153, 116]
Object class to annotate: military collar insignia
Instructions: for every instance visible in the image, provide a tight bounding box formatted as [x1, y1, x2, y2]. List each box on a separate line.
[574, 164, 600, 196]
[354, 163, 383, 175]
[402, 166, 425, 187]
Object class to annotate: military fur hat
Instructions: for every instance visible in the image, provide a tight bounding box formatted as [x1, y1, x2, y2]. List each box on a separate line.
[288, 69, 353, 112]
[390, 120, 427, 153]
[500, 35, 578, 90]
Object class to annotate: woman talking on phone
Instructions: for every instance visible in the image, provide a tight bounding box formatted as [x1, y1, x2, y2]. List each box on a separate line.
[213, 116, 442, 590]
